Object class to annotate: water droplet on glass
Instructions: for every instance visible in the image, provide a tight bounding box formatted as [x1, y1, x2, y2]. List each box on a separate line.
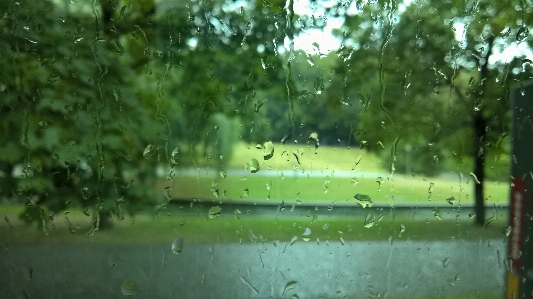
[290, 236, 298, 246]
[47, 74, 60, 83]
[309, 132, 319, 150]
[375, 177, 384, 190]
[469, 172, 481, 184]
[249, 158, 260, 173]
[172, 237, 184, 254]
[219, 170, 227, 178]
[263, 141, 274, 160]
[171, 147, 180, 165]
[121, 280, 138, 296]
[282, 281, 297, 297]
[354, 194, 373, 208]
[81, 187, 89, 200]
[399, 224, 405, 237]
[208, 206, 222, 219]
[432, 207, 442, 220]
[516, 26, 529, 41]
[504, 226, 512, 237]
[243, 188, 249, 197]
[364, 212, 376, 228]
[446, 197, 455, 205]
[314, 75, 324, 95]
[143, 144, 156, 159]
[468, 76, 475, 86]
[428, 182, 434, 200]
[301, 227, 312, 241]
[442, 257, 450, 267]
[500, 26, 511, 36]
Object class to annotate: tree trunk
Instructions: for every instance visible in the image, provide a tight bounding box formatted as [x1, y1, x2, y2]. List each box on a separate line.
[473, 112, 486, 226]
[473, 35, 494, 226]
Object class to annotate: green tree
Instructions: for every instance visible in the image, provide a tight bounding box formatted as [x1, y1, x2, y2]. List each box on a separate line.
[330, 0, 532, 225]
[0, 0, 303, 228]
[0, 0, 171, 229]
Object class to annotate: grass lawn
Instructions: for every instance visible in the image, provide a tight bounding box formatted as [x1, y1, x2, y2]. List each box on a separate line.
[0, 204, 509, 246]
[0, 143, 510, 247]
[227, 142, 385, 172]
[161, 171, 509, 207]
[159, 142, 509, 206]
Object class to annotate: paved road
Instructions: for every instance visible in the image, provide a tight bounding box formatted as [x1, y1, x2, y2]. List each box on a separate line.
[1, 239, 505, 298]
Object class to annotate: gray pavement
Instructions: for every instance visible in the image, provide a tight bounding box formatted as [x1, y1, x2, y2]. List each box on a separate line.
[1, 239, 506, 298]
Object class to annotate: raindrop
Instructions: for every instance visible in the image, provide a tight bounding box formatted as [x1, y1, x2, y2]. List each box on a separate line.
[446, 197, 455, 205]
[171, 147, 180, 165]
[208, 206, 222, 219]
[143, 144, 156, 159]
[364, 212, 376, 228]
[282, 281, 298, 297]
[428, 182, 434, 200]
[354, 194, 373, 208]
[240, 276, 259, 294]
[469, 172, 481, 184]
[263, 141, 274, 160]
[219, 170, 227, 178]
[121, 280, 138, 296]
[516, 26, 529, 41]
[243, 188, 249, 197]
[442, 257, 450, 267]
[81, 187, 89, 199]
[308, 132, 319, 150]
[292, 150, 301, 165]
[468, 77, 475, 86]
[172, 237, 184, 254]
[47, 74, 60, 83]
[38, 121, 48, 130]
[398, 224, 405, 237]
[249, 230, 259, 242]
[290, 236, 298, 245]
[500, 26, 511, 36]
[301, 227, 312, 241]
[249, 158, 260, 173]
[314, 75, 324, 95]
[433, 207, 442, 220]
[504, 226, 512, 237]
[375, 177, 384, 190]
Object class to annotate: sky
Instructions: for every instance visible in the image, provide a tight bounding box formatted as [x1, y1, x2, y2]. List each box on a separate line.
[290, 0, 533, 63]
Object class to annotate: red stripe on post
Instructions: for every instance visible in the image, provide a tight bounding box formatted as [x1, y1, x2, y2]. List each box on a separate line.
[509, 177, 525, 275]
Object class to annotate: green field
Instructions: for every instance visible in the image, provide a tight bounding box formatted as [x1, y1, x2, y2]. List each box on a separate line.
[0, 143, 510, 247]
[159, 142, 509, 206]
[0, 204, 508, 246]
[227, 142, 386, 172]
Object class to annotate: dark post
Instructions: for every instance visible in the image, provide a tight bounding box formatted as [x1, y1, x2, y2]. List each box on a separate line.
[506, 80, 533, 298]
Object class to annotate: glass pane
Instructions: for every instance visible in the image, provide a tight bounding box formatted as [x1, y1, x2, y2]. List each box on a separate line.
[1, 0, 531, 298]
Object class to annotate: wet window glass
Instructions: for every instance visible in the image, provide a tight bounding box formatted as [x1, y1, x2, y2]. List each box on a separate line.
[1, 0, 532, 298]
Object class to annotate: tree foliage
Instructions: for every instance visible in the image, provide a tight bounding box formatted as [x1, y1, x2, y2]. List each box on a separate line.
[329, 0, 533, 224]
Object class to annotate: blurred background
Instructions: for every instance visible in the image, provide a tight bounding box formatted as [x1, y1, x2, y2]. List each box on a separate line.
[1, 0, 532, 298]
